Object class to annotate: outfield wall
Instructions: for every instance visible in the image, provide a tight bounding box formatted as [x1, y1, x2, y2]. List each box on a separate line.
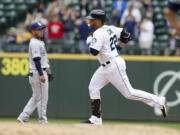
[0, 53, 180, 121]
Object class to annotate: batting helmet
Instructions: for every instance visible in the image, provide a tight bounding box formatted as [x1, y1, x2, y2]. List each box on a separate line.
[86, 9, 106, 23]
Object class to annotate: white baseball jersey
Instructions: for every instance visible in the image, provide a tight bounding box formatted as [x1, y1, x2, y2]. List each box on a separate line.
[89, 25, 123, 64]
[29, 38, 50, 70]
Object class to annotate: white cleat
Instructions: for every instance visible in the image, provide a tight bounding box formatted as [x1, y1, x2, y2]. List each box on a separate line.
[89, 115, 102, 125]
[81, 115, 102, 125]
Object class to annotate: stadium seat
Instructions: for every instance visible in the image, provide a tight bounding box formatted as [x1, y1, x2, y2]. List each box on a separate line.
[4, 4, 16, 11]
[14, 0, 25, 4]
[25, 0, 37, 5]
[0, 17, 7, 33]
[2, 0, 13, 4]
[152, 0, 170, 55]
[0, 11, 4, 17]
[152, 0, 158, 6]
[5, 11, 16, 18]
[154, 7, 161, 13]
[0, 4, 4, 10]
[16, 4, 27, 12]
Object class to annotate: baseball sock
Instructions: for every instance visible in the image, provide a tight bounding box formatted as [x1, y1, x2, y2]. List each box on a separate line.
[90, 99, 101, 118]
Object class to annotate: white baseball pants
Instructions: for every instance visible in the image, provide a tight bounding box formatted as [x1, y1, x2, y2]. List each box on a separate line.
[18, 70, 49, 123]
[89, 56, 165, 109]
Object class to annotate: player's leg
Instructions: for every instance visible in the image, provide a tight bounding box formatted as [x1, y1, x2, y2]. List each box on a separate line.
[108, 57, 167, 116]
[164, 2, 180, 36]
[82, 66, 109, 125]
[17, 74, 38, 123]
[36, 71, 49, 124]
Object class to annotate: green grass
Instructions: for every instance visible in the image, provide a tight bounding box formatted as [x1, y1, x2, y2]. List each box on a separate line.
[0, 118, 180, 130]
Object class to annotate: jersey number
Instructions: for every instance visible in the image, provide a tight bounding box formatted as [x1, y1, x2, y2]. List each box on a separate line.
[110, 35, 117, 51]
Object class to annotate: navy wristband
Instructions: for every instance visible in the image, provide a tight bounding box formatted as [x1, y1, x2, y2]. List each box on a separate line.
[120, 39, 128, 44]
[116, 45, 122, 51]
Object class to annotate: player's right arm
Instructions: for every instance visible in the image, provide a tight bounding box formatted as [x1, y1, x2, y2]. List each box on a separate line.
[31, 43, 45, 83]
[86, 30, 104, 56]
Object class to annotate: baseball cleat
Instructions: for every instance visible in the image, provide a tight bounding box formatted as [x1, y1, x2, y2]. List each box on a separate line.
[81, 116, 102, 125]
[17, 118, 27, 124]
[81, 120, 93, 124]
[161, 98, 168, 117]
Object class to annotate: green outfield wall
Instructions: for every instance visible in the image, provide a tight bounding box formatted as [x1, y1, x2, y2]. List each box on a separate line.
[0, 53, 180, 121]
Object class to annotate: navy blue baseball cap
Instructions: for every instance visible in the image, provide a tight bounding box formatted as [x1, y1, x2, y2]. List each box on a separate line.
[29, 22, 46, 31]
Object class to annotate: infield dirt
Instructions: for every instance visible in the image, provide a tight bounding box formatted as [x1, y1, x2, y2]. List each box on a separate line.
[0, 122, 179, 135]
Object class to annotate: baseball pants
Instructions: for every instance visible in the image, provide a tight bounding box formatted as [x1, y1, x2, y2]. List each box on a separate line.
[89, 56, 165, 109]
[18, 70, 49, 123]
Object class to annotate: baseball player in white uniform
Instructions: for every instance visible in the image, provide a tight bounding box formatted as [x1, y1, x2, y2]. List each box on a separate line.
[82, 9, 168, 125]
[17, 22, 50, 124]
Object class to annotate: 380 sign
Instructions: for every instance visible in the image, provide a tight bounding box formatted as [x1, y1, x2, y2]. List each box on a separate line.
[1, 58, 29, 76]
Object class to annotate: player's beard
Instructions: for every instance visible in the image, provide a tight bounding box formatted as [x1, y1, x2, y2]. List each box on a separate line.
[90, 23, 97, 29]
[35, 33, 42, 39]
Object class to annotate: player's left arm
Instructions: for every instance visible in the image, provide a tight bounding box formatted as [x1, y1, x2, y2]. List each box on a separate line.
[113, 27, 131, 51]
[116, 29, 131, 51]
[119, 29, 131, 44]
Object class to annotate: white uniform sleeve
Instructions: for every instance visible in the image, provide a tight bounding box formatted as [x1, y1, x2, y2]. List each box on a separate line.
[31, 42, 41, 59]
[112, 26, 123, 38]
[89, 30, 104, 51]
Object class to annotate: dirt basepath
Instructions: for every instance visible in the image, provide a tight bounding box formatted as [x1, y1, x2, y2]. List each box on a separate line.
[0, 122, 179, 135]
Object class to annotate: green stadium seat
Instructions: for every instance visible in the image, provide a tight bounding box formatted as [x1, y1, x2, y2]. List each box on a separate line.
[154, 21, 165, 27]
[25, 0, 37, 4]
[14, 0, 25, 4]
[0, 10, 4, 17]
[155, 13, 165, 20]
[5, 11, 16, 18]
[2, 0, 13, 4]
[160, 1, 168, 7]
[0, 17, 7, 33]
[16, 4, 27, 12]
[0, 0, 38, 35]
[0, 4, 4, 10]
[105, 7, 112, 13]
[152, 0, 158, 6]
[4, 4, 16, 11]
[154, 7, 161, 13]
[0, 17, 6, 24]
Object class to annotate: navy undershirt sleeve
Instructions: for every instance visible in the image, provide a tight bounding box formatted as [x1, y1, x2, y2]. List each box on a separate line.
[116, 45, 122, 51]
[90, 48, 99, 56]
[33, 57, 43, 76]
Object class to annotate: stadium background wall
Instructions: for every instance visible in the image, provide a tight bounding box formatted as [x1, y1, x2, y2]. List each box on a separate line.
[0, 53, 180, 121]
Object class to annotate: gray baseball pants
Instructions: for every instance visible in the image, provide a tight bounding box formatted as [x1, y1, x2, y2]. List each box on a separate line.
[18, 70, 49, 123]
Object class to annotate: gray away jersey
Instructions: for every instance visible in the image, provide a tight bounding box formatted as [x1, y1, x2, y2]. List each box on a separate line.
[29, 38, 49, 70]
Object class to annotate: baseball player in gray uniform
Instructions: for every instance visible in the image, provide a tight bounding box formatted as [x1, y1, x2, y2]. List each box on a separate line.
[17, 22, 50, 124]
[164, 0, 180, 35]
[81, 9, 168, 125]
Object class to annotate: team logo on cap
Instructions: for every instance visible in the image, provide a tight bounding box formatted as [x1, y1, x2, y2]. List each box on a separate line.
[37, 22, 41, 26]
